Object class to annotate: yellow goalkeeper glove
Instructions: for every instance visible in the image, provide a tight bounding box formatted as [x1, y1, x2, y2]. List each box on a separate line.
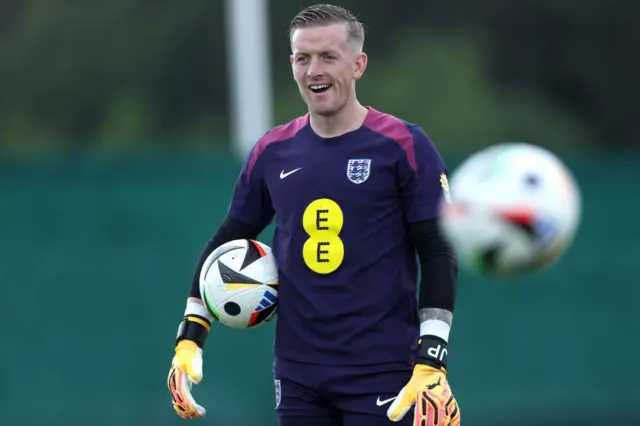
[167, 301, 213, 419]
[387, 334, 460, 425]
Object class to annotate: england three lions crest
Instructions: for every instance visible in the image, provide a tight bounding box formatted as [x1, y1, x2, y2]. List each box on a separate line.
[346, 159, 371, 184]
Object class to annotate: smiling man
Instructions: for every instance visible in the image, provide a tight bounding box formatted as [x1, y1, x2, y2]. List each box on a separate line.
[167, 4, 460, 426]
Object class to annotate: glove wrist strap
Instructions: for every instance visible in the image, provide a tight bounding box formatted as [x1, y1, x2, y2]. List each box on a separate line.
[176, 317, 210, 348]
[176, 301, 213, 348]
[417, 335, 448, 370]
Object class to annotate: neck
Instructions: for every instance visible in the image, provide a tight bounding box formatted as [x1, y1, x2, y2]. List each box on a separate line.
[309, 99, 368, 138]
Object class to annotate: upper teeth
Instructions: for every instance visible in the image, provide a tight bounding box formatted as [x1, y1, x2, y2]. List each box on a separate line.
[310, 84, 330, 90]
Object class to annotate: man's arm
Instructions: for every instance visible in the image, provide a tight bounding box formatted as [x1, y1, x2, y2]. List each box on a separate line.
[176, 216, 265, 351]
[409, 218, 458, 369]
[387, 219, 460, 423]
[419, 307, 453, 334]
[387, 125, 461, 423]
[169, 133, 276, 419]
[187, 216, 264, 301]
[393, 123, 458, 362]
[178, 135, 274, 346]
[185, 138, 274, 311]
[396, 124, 457, 355]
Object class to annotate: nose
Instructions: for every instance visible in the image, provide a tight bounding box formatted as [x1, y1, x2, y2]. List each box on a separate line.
[306, 57, 325, 79]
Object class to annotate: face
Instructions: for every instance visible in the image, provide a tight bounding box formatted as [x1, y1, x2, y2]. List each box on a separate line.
[290, 23, 367, 116]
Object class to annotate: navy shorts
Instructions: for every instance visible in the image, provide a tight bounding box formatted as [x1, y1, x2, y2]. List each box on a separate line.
[273, 357, 414, 426]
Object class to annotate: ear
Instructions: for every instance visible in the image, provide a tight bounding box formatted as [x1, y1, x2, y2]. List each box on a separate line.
[290, 54, 294, 65]
[354, 52, 368, 80]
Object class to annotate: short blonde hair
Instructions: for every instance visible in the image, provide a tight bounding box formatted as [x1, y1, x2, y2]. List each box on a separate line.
[288, 4, 365, 51]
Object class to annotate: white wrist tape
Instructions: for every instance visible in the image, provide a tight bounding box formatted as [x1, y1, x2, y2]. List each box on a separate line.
[184, 300, 214, 323]
[420, 319, 451, 342]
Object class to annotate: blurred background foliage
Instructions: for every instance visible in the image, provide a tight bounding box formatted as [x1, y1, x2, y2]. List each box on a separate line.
[0, 0, 637, 155]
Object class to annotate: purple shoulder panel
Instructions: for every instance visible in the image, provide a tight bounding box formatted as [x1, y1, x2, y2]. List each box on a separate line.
[246, 114, 309, 178]
[363, 108, 417, 173]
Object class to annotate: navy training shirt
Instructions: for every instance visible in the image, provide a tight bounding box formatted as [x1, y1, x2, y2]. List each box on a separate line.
[228, 107, 448, 366]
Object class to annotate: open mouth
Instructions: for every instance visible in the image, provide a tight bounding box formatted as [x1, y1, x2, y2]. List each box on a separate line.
[308, 84, 332, 94]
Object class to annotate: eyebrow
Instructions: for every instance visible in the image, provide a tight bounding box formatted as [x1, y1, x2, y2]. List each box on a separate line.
[294, 49, 341, 56]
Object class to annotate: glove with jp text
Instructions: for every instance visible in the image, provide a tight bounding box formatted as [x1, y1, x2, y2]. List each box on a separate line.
[387, 335, 460, 425]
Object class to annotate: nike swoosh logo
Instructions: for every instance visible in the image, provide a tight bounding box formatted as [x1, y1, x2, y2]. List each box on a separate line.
[376, 397, 396, 406]
[280, 168, 302, 179]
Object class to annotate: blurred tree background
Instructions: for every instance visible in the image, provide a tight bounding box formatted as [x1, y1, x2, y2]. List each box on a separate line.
[0, 0, 637, 155]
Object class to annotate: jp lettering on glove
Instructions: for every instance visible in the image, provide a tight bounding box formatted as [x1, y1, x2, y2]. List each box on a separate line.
[387, 318, 460, 425]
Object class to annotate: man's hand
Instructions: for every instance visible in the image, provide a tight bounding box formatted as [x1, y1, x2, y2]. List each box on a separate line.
[387, 324, 461, 426]
[387, 364, 460, 425]
[168, 340, 206, 419]
[168, 300, 213, 419]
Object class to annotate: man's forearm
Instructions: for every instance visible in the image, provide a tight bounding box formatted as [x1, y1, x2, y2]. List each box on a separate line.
[409, 219, 458, 317]
[188, 216, 263, 299]
[419, 307, 453, 342]
[177, 217, 264, 348]
[408, 219, 458, 349]
[419, 308, 453, 325]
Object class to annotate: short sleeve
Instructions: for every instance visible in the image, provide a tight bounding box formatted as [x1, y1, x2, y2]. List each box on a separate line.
[398, 125, 448, 223]
[226, 143, 275, 230]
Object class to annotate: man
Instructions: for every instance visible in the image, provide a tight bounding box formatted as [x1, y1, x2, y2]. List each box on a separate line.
[168, 4, 460, 426]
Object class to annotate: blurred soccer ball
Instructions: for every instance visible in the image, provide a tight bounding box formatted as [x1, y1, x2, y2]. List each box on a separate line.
[439, 142, 581, 276]
[199, 239, 278, 329]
